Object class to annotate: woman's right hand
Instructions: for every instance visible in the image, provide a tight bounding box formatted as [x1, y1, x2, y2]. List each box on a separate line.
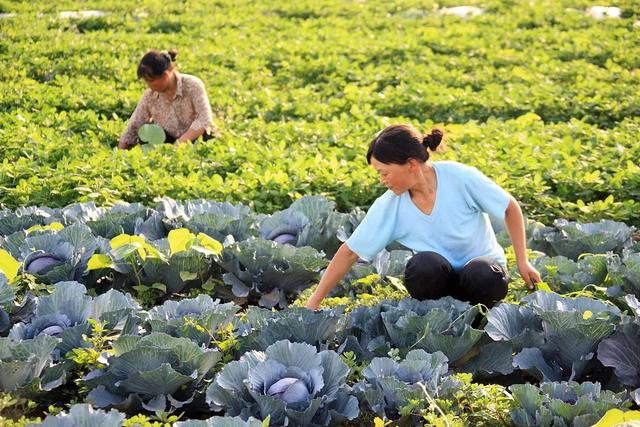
[518, 260, 542, 290]
[304, 243, 359, 311]
[305, 299, 321, 311]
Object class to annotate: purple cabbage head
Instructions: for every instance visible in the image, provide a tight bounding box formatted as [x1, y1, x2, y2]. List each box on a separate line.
[39, 325, 65, 336]
[25, 254, 65, 274]
[272, 233, 297, 245]
[267, 377, 310, 403]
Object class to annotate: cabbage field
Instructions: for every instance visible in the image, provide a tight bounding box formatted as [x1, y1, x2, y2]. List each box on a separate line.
[1, 0, 640, 425]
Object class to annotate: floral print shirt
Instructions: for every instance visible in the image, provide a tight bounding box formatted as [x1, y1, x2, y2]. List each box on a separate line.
[119, 72, 217, 146]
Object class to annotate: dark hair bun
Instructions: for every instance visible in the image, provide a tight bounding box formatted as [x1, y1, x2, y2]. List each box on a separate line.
[423, 128, 444, 151]
[167, 49, 178, 62]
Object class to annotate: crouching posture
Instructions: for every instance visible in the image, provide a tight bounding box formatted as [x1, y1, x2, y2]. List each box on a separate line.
[118, 49, 219, 149]
[306, 124, 541, 310]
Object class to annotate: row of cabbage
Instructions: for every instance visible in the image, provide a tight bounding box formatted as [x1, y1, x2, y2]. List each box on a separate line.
[1, 196, 639, 424]
[1, 276, 640, 425]
[26, 384, 640, 427]
[1, 196, 639, 313]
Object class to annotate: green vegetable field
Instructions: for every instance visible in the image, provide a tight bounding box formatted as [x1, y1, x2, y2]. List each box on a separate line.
[1, 0, 640, 426]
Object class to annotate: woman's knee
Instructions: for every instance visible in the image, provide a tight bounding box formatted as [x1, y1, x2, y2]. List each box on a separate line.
[405, 251, 452, 277]
[459, 257, 508, 306]
[404, 252, 455, 300]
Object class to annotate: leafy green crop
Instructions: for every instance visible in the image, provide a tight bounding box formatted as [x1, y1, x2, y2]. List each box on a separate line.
[0, 0, 639, 224]
[1, 1, 639, 425]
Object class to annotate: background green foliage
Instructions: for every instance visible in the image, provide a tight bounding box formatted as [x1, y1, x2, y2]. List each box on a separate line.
[0, 0, 639, 224]
[1, 2, 639, 424]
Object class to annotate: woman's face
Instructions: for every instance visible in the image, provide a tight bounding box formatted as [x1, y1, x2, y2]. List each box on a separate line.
[370, 156, 417, 195]
[144, 70, 172, 93]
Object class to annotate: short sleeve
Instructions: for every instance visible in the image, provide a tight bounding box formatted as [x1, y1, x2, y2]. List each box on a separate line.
[345, 192, 398, 261]
[464, 166, 511, 220]
[187, 77, 215, 133]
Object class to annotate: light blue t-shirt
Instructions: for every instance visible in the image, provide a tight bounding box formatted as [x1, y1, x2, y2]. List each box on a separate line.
[345, 161, 511, 271]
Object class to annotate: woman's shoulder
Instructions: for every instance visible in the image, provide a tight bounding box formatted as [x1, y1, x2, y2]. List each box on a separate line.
[433, 160, 476, 176]
[434, 161, 490, 190]
[369, 189, 401, 208]
[179, 73, 206, 88]
[379, 189, 401, 202]
[139, 87, 156, 102]
[435, 161, 501, 195]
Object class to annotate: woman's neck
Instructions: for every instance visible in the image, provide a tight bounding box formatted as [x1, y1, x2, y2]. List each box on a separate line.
[409, 162, 437, 197]
[164, 72, 178, 99]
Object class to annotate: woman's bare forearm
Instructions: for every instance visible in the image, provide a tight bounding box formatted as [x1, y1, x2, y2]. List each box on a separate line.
[306, 243, 360, 310]
[177, 127, 205, 143]
[504, 197, 528, 266]
[504, 196, 542, 288]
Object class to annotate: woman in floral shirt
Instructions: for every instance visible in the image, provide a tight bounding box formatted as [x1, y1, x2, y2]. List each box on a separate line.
[118, 49, 219, 149]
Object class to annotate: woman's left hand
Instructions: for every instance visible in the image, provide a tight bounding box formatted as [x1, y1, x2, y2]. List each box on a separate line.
[517, 261, 542, 290]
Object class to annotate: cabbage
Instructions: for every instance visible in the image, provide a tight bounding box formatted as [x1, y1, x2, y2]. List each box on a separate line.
[139, 236, 216, 294]
[598, 318, 640, 388]
[272, 233, 297, 245]
[238, 306, 342, 352]
[149, 197, 261, 242]
[354, 350, 450, 420]
[29, 403, 126, 427]
[61, 202, 153, 239]
[0, 274, 14, 336]
[337, 303, 396, 361]
[206, 340, 359, 426]
[90, 289, 141, 331]
[483, 292, 622, 381]
[0, 309, 9, 336]
[9, 282, 141, 357]
[342, 249, 413, 285]
[260, 209, 309, 246]
[339, 297, 483, 363]
[530, 219, 635, 260]
[532, 254, 608, 293]
[259, 196, 352, 257]
[510, 382, 630, 427]
[9, 282, 92, 357]
[267, 377, 310, 403]
[216, 238, 328, 308]
[146, 295, 240, 346]
[39, 324, 65, 337]
[84, 333, 221, 414]
[0, 206, 62, 237]
[0, 334, 67, 395]
[175, 416, 265, 427]
[607, 250, 640, 298]
[25, 253, 65, 274]
[16, 223, 98, 283]
[382, 298, 483, 363]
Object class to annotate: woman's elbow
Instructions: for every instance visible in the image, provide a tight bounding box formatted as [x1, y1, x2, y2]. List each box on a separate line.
[339, 243, 360, 262]
[505, 197, 522, 217]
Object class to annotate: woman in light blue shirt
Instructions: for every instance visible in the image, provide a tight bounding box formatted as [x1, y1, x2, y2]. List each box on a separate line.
[306, 124, 541, 310]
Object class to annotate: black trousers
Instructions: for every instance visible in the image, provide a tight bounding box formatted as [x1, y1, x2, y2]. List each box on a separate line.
[164, 130, 214, 144]
[404, 251, 508, 307]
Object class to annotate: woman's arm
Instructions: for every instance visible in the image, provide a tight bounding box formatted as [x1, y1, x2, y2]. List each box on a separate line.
[504, 196, 541, 289]
[305, 243, 360, 310]
[118, 92, 151, 149]
[184, 77, 217, 142]
[176, 127, 205, 144]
